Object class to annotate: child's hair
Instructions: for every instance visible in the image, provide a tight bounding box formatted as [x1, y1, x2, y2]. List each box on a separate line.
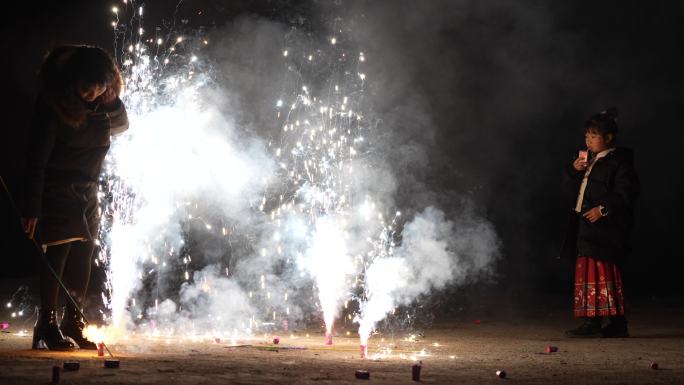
[38, 45, 122, 128]
[584, 107, 618, 137]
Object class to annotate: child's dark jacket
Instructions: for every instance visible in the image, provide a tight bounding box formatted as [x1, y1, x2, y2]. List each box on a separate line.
[560, 147, 640, 265]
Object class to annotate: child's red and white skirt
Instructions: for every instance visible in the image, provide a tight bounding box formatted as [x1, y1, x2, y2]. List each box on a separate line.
[573, 256, 625, 317]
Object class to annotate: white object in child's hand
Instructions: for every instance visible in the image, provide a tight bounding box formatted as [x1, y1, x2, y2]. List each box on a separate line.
[578, 150, 588, 162]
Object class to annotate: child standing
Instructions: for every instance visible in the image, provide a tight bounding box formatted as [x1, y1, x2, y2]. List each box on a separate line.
[560, 108, 640, 338]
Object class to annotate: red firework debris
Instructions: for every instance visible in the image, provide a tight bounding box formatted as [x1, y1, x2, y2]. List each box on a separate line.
[359, 344, 368, 359]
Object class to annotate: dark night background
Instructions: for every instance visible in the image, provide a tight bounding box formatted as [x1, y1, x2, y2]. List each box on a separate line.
[1, 0, 683, 311]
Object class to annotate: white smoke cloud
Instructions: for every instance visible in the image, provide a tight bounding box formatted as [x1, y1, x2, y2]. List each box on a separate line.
[357, 206, 499, 344]
[98, 5, 501, 347]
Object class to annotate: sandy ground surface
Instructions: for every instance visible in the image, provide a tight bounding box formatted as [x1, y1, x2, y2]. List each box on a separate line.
[0, 296, 683, 384]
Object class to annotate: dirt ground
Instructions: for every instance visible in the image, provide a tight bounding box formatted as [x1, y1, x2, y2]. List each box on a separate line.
[1, 296, 683, 385]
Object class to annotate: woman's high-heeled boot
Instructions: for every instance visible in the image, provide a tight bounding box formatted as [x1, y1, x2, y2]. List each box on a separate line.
[32, 309, 75, 351]
[60, 304, 97, 350]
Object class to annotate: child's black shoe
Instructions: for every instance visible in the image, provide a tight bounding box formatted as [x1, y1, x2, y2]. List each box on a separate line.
[601, 316, 629, 338]
[565, 317, 602, 338]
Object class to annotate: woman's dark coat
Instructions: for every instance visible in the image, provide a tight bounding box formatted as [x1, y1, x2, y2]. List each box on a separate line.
[560, 147, 640, 265]
[24, 94, 128, 244]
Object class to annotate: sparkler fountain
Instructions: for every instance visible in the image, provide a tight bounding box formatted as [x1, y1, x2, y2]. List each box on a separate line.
[88, 2, 499, 358]
[264, 30, 375, 345]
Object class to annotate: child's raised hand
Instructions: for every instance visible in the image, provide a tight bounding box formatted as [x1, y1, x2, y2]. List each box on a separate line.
[573, 157, 588, 171]
[583, 207, 603, 223]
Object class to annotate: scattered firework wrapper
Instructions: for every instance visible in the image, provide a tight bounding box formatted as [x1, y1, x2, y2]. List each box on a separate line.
[62, 362, 80, 371]
[273, 336, 280, 345]
[355, 370, 370, 379]
[546, 346, 558, 353]
[412, 362, 422, 381]
[359, 344, 368, 359]
[0, 322, 8, 330]
[104, 359, 120, 369]
[97, 343, 105, 357]
[650, 362, 658, 370]
[282, 319, 289, 331]
[51, 365, 60, 384]
[325, 332, 333, 345]
[496, 370, 506, 379]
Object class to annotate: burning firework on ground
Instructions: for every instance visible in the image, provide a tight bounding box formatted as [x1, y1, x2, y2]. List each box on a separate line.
[77, 1, 498, 359]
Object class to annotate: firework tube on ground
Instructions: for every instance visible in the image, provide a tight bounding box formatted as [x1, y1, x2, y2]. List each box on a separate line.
[104, 359, 120, 369]
[355, 370, 370, 379]
[51, 365, 60, 384]
[325, 332, 333, 345]
[412, 361, 422, 381]
[360, 344, 368, 359]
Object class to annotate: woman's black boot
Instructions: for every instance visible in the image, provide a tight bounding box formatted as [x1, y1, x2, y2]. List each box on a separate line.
[32, 309, 75, 351]
[60, 305, 97, 350]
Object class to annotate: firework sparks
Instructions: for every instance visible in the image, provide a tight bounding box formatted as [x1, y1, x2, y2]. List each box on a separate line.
[92, 3, 480, 357]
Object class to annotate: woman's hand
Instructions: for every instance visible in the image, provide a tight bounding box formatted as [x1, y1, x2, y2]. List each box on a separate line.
[582, 207, 603, 223]
[100, 87, 118, 108]
[100, 67, 124, 108]
[573, 157, 588, 171]
[21, 217, 38, 239]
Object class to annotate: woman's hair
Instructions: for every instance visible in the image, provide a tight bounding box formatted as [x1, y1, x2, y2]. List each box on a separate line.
[38, 45, 123, 127]
[584, 107, 618, 137]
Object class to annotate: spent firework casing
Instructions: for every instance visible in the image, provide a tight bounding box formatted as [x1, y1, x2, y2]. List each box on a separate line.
[104, 359, 120, 369]
[355, 370, 370, 379]
[51, 365, 60, 384]
[412, 362, 422, 381]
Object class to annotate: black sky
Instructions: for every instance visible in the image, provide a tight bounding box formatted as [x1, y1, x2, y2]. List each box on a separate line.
[2, 0, 683, 298]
